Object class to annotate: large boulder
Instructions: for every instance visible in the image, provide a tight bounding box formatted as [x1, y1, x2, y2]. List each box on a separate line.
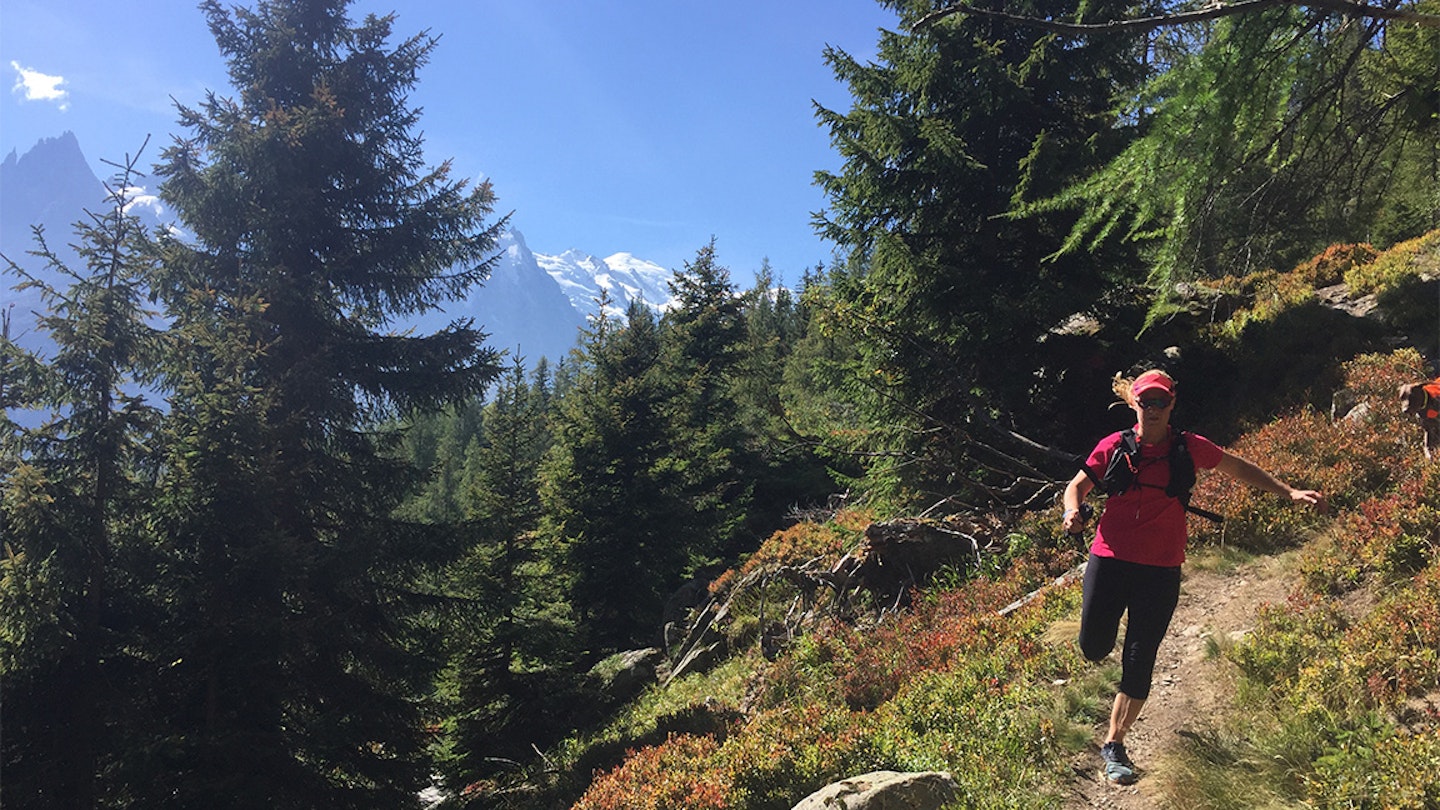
[791, 770, 957, 810]
[588, 647, 664, 704]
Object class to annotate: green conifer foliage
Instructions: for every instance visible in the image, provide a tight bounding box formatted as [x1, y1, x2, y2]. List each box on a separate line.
[0, 156, 161, 808]
[1036, 4, 1440, 298]
[141, 1, 503, 804]
[660, 241, 754, 560]
[433, 358, 576, 788]
[736, 263, 834, 531]
[541, 300, 689, 651]
[810, 0, 1148, 508]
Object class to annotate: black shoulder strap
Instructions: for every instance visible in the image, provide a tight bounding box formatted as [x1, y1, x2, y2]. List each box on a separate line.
[1121, 427, 1139, 454]
[1169, 429, 1224, 523]
[1098, 429, 1140, 496]
[1166, 430, 1196, 501]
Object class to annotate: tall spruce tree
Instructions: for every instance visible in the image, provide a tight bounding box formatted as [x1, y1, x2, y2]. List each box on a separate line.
[434, 358, 574, 789]
[144, 1, 502, 805]
[734, 263, 833, 528]
[0, 158, 160, 809]
[541, 300, 689, 651]
[659, 241, 753, 560]
[810, 0, 1152, 509]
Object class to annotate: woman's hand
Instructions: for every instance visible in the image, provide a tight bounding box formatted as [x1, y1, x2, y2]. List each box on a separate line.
[1285, 487, 1327, 513]
[1062, 470, 1094, 534]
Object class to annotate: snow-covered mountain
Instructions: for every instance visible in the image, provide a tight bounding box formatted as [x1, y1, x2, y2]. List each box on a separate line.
[536, 247, 674, 323]
[408, 230, 674, 365]
[2, 133, 674, 367]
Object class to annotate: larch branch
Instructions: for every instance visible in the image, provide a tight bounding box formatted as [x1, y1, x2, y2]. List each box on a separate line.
[913, 0, 1440, 33]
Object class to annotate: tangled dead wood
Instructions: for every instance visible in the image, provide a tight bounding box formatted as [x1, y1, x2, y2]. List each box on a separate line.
[664, 515, 1009, 683]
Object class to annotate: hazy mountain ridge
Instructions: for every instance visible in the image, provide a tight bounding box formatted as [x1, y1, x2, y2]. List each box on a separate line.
[1, 133, 112, 352]
[1, 133, 674, 365]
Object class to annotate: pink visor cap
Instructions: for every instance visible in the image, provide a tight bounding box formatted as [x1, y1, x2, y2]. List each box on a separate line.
[1131, 370, 1175, 399]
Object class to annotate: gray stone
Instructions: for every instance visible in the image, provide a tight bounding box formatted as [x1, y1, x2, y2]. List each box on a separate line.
[589, 647, 663, 703]
[790, 770, 957, 810]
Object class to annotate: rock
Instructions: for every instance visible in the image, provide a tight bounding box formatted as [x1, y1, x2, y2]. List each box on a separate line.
[791, 770, 958, 810]
[588, 647, 664, 704]
[1341, 401, 1372, 425]
[1315, 282, 1379, 319]
[667, 639, 724, 684]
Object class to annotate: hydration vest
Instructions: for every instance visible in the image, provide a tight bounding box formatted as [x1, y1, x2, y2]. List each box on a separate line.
[1084, 428, 1222, 523]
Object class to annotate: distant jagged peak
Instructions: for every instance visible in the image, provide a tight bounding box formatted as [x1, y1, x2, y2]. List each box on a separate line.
[3, 130, 95, 182]
[24, 129, 83, 156]
[495, 228, 536, 262]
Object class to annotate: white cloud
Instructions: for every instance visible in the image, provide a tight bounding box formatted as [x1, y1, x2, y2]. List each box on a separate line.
[10, 61, 69, 110]
[121, 190, 166, 220]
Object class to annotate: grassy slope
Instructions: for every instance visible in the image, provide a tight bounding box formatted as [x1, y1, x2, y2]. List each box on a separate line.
[502, 236, 1440, 810]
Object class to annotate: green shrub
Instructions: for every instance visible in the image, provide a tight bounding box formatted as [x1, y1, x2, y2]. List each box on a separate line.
[718, 703, 881, 810]
[1230, 594, 1348, 697]
[1343, 229, 1440, 295]
[1305, 726, 1440, 809]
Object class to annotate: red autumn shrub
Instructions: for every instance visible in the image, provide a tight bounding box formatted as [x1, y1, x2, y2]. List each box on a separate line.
[1291, 242, 1379, 287]
[1190, 351, 1430, 551]
[573, 734, 731, 810]
[731, 509, 869, 584]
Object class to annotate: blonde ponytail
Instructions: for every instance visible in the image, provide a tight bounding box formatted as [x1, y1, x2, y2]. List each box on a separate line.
[1112, 373, 1136, 408]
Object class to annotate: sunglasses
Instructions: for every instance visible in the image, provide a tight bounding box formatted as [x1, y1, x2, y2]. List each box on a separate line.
[1138, 397, 1173, 410]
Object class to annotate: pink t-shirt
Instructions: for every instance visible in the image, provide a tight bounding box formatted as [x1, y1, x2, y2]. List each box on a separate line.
[1083, 428, 1224, 567]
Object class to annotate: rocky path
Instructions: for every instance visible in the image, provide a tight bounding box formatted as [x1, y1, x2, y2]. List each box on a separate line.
[1061, 555, 1295, 809]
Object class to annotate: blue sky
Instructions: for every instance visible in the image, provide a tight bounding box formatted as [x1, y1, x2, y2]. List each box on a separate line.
[2, 1, 899, 285]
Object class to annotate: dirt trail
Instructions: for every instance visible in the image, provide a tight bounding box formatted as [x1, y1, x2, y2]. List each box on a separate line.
[1061, 554, 1295, 810]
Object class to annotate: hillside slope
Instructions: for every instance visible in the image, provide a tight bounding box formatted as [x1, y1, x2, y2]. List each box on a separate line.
[549, 354, 1440, 810]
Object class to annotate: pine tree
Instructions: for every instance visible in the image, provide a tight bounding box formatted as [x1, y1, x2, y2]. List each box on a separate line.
[434, 357, 575, 787]
[810, 0, 1151, 509]
[399, 398, 486, 524]
[141, 1, 503, 804]
[541, 300, 689, 651]
[0, 154, 161, 808]
[733, 262, 833, 528]
[659, 241, 753, 559]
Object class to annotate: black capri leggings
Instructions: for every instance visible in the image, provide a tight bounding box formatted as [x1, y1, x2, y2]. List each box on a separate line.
[1078, 553, 1182, 701]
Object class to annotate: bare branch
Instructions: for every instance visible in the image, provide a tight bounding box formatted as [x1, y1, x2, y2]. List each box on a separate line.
[914, 0, 1440, 33]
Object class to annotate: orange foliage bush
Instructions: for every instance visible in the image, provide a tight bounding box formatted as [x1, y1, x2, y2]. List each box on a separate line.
[1190, 350, 1431, 551]
[726, 508, 871, 588]
[1291, 242, 1378, 288]
[573, 734, 731, 810]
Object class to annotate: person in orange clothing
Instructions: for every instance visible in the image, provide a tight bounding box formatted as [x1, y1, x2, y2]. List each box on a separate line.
[1060, 370, 1326, 785]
